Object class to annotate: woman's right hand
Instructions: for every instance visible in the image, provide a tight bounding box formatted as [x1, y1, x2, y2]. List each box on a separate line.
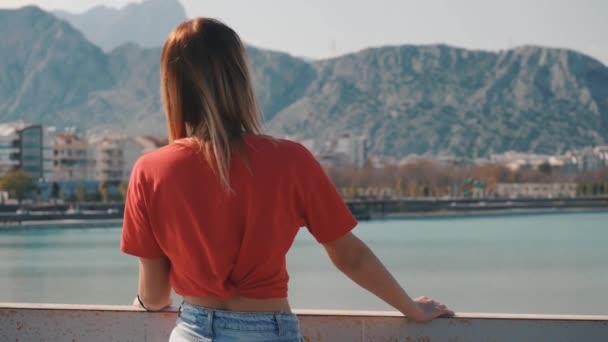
[409, 296, 453, 322]
[323, 234, 455, 324]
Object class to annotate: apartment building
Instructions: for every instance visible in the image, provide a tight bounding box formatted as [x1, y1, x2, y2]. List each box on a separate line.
[495, 183, 577, 199]
[89, 135, 165, 183]
[316, 133, 368, 168]
[43, 127, 55, 182]
[0, 122, 44, 180]
[52, 134, 94, 182]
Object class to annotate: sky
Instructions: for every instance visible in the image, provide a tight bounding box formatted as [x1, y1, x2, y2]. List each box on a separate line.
[1, 0, 607, 64]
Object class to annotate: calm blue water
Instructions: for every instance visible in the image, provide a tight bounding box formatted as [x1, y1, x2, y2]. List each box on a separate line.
[1, 212, 607, 315]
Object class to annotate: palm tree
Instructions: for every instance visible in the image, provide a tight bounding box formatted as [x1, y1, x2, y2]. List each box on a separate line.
[50, 182, 61, 204]
[119, 181, 128, 201]
[98, 179, 109, 203]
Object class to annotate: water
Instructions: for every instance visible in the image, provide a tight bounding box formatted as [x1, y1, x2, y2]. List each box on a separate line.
[1, 212, 607, 315]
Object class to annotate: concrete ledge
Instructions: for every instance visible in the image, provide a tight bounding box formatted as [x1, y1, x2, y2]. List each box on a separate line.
[1, 303, 607, 341]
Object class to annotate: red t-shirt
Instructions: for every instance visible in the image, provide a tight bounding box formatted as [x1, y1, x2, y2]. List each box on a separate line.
[120, 135, 357, 299]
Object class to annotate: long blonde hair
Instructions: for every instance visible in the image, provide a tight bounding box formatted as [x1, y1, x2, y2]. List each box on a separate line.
[161, 18, 262, 190]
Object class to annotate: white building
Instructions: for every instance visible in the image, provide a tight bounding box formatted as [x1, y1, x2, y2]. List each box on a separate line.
[52, 134, 94, 182]
[351, 135, 368, 168]
[490, 151, 552, 171]
[327, 133, 368, 168]
[89, 135, 164, 183]
[89, 136, 124, 183]
[581, 146, 608, 171]
[134, 136, 167, 155]
[0, 123, 23, 176]
[558, 147, 608, 173]
[495, 183, 577, 199]
[335, 134, 367, 168]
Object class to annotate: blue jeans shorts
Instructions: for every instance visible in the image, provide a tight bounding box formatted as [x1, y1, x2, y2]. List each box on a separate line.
[169, 301, 304, 342]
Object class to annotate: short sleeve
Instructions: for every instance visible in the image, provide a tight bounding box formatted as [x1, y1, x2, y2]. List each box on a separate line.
[120, 162, 165, 258]
[294, 145, 358, 243]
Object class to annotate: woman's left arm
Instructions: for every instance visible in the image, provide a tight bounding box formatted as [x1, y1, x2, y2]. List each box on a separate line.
[122, 161, 172, 311]
[133, 257, 172, 311]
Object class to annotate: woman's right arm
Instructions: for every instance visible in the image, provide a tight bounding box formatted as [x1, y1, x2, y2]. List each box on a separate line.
[290, 143, 452, 321]
[322, 232, 453, 322]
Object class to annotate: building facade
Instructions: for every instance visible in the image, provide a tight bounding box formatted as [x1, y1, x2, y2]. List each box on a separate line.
[52, 134, 93, 182]
[19, 125, 43, 180]
[0, 122, 44, 180]
[0, 123, 22, 176]
[90, 135, 163, 184]
[43, 127, 55, 182]
[495, 183, 577, 199]
[0, 122, 169, 200]
[335, 134, 367, 168]
[94, 137, 124, 183]
[314, 133, 368, 169]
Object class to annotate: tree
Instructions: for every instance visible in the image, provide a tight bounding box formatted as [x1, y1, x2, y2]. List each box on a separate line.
[76, 185, 87, 203]
[407, 180, 418, 198]
[119, 181, 128, 201]
[592, 183, 601, 196]
[395, 178, 403, 198]
[469, 164, 510, 192]
[0, 170, 36, 204]
[538, 162, 552, 175]
[98, 179, 109, 203]
[422, 185, 430, 197]
[578, 183, 591, 196]
[51, 182, 61, 204]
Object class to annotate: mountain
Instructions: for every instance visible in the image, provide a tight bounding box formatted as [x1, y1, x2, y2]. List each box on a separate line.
[0, 6, 309, 135]
[269, 45, 608, 156]
[246, 48, 316, 122]
[1, 6, 607, 157]
[0, 6, 114, 125]
[53, 0, 187, 51]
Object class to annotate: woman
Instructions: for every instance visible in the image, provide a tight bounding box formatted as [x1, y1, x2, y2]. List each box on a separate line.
[121, 17, 452, 342]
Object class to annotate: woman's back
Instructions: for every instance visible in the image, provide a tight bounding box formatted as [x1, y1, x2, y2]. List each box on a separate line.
[122, 17, 451, 342]
[121, 135, 357, 301]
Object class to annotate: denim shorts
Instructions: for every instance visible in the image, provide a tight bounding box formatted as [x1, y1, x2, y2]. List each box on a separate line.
[169, 301, 304, 342]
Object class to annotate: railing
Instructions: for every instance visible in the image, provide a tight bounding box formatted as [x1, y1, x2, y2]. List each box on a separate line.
[1, 303, 607, 341]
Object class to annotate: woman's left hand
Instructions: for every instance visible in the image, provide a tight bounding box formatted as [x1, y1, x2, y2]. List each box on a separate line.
[132, 296, 145, 309]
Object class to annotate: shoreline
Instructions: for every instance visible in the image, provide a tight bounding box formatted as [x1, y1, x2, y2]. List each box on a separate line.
[0, 219, 122, 231]
[375, 207, 608, 221]
[348, 196, 608, 220]
[1, 207, 607, 230]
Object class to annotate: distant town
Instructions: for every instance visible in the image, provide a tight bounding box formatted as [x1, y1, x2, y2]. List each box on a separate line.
[288, 133, 608, 200]
[0, 121, 607, 208]
[0, 121, 166, 204]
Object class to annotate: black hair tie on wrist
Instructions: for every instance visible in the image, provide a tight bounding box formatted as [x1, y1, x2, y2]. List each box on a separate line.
[137, 294, 151, 311]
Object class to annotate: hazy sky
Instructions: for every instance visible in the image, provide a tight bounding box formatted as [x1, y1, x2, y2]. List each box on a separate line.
[2, 0, 607, 64]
